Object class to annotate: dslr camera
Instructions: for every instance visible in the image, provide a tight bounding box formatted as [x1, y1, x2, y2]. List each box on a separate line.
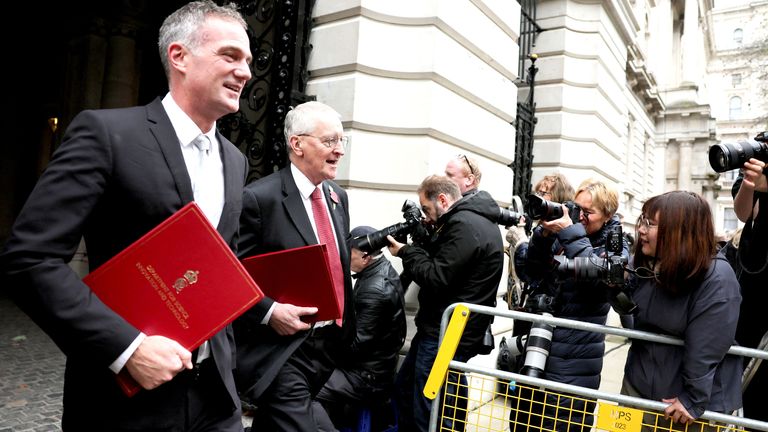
[708, 131, 768, 173]
[351, 200, 427, 254]
[553, 226, 637, 314]
[497, 196, 525, 228]
[525, 194, 581, 223]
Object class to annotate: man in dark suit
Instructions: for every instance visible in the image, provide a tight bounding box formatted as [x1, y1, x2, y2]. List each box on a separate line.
[0, 2, 252, 431]
[235, 101, 354, 431]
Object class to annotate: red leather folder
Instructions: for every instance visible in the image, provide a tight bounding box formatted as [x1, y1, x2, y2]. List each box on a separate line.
[83, 202, 264, 397]
[241, 244, 341, 323]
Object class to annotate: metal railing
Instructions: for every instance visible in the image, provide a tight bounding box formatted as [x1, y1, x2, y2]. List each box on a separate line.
[425, 303, 768, 432]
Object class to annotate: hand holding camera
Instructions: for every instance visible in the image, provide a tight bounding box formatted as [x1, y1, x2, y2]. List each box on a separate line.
[742, 158, 768, 193]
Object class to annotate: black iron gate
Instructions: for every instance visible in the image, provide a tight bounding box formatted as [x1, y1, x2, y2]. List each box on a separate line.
[219, 0, 316, 183]
[511, 0, 542, 203]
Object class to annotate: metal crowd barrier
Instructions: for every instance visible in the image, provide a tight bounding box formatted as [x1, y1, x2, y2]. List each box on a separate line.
[424, 303, 768, 432]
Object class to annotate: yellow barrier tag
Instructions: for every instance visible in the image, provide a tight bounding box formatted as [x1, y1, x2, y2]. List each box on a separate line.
[596, 403, 643, 432]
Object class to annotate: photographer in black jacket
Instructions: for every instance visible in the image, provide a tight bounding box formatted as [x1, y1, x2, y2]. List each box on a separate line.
[387, 175, 503, 432]
[313, 225, 406, 431]
[731, 157, 768, 421]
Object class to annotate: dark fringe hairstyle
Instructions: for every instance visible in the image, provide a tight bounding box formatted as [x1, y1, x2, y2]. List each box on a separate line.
[632, 191, 716, 294]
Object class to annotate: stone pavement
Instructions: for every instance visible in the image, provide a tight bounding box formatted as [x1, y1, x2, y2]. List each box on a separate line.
[0, 294, 64, 432]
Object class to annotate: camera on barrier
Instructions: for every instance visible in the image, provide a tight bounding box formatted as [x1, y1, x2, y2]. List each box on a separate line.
[350, 199, 428, 254]
[525, 194, 582, 224]
[708, 131, 768, 173]
[503, 293, 555, 378]
[552, 226, 637, 315]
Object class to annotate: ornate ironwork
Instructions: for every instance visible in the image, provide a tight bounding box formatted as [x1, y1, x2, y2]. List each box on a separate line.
[219, 0, 316, 183]
[511, 55, 539, 206]
[518, 0, 542, 82]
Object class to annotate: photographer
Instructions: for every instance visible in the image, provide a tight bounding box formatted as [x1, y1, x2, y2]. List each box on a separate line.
[622, 191, 741, 427]
[387, 175, 504, 432]
[507, 173, 575, 307]
[313, 225, 406, 431]
[731, 157, 768, 422]
[509, 178, 628, 432]
[444, 153, 481, 197]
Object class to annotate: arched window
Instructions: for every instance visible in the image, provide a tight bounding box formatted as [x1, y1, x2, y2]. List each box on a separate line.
[733, 28, 743, 45]
[729, 96, 742, 120]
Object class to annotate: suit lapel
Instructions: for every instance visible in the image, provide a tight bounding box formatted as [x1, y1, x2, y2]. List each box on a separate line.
[217, 132, 243, 230]
[146, 98, 194, 203]
[280, 168, 317, 245]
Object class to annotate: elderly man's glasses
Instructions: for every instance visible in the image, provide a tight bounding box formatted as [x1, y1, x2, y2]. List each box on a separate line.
[639, 215, 658, 229]
[299, 134, 348, 150]
[458, 154, 475, 175]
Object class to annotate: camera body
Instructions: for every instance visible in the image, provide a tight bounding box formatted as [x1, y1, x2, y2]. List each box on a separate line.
[553, 226, 637, 314]
[350, 200, 426, 254]
[708, 131, 768, 173]
[525, 194, 581, 224]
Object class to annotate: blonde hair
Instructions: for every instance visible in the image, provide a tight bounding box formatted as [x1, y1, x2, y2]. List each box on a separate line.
[575, 178, 618, 217]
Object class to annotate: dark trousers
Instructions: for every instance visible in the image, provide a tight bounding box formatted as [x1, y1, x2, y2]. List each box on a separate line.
[736, 271, 768, 422]
[313, 368, 393, 431]
[394, 332, 470, 432]
[64, 358, 243, 432]
[253, 325, 340, 431]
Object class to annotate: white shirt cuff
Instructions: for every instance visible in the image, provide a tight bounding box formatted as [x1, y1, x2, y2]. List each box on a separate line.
[109, 332, 146, 374]
[261, 302, 277, 324]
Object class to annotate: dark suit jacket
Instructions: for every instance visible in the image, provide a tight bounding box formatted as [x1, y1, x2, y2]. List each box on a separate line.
[0, 98, 247, 429]
[234, 166, 354, 401]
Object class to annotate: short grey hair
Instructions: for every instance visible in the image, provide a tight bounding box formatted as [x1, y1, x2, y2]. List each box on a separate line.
[158, 1, 247, 78]
[283, 101, 342, 143]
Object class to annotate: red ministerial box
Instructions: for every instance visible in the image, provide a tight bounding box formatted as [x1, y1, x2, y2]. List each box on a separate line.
[241, 244, 341, 323]
[84, 202, 264, 396]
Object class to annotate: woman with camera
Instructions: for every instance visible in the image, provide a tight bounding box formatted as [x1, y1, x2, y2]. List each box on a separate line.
[509, 178, 628, 432]
[622, 191, 742, 427]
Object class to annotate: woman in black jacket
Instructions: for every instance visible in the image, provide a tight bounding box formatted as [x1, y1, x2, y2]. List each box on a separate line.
[510, 178, 628, 432]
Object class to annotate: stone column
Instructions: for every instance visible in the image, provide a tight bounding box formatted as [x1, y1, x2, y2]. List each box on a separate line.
[678, 139, 693, 191]
[101, 19, 140, 109]
[681, 0, 698, 84]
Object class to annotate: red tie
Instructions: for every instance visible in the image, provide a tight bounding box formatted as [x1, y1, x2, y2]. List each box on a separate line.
[310, 187, 345, 326]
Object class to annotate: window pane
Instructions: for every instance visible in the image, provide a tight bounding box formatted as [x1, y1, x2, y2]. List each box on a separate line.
[729, 96, 742, 120]
[724, 208, 738, 231]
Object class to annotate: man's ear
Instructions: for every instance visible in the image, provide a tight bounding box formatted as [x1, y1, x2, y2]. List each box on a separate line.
[289, 136, 302, 155]
[438, 193, 449, 209]
[168, 43, 187, 73]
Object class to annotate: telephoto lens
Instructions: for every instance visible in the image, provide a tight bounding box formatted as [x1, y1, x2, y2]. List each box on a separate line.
[708, 138, 768, 173]
[497, 207, 523, 228]
[519, 314, 553, 378]
[525, 194, 565, 221]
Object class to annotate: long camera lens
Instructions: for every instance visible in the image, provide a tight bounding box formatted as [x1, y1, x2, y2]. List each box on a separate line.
[350, 199, 422, 254]
[553, 256, 605, 280]
[497, 207, 523, 228]
[525, 194, 564, 221]
[520, 314, 553, 378]
[708, 139, 768, 173]
[351, 222, 413, 254]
